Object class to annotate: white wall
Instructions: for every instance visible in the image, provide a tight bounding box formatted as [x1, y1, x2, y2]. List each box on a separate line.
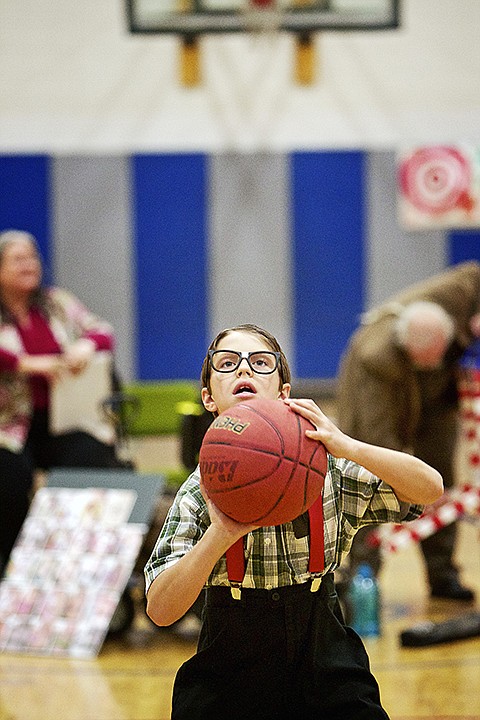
[1, 0, 479, 153]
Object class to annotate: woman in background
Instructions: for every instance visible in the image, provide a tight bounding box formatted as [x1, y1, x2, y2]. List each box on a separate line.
[0, 229, 122, 575]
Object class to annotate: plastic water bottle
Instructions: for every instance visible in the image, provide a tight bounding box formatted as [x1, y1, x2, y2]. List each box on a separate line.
[347, 563, 380, 637]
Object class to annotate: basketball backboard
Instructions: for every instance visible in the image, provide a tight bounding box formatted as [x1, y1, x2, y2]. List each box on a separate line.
[125, 0, 400, 35]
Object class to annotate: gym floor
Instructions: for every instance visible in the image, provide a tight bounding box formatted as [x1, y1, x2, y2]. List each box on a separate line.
[1, 409, 479, 720]
[1, 502, 478, 720]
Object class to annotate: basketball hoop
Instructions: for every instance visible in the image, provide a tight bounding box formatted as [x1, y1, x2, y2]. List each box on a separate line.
[240, 0, 316, 85]
[241, 0, 286, 34]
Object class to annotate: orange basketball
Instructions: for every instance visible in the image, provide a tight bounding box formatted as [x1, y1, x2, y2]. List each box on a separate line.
[199, 397, 327, 526]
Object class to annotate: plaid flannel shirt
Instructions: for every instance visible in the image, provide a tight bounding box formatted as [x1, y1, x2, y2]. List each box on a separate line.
[144, 455, 423, 593]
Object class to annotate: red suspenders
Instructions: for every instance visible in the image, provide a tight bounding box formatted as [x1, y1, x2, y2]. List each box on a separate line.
[225, 492, 325, 599]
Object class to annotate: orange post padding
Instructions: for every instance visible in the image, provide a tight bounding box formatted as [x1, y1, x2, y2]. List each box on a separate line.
[294, 33, 316, 85]
[180, 36, 201, 87]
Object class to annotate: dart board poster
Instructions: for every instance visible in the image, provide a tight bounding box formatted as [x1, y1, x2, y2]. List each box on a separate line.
[397, 145, 480, 230]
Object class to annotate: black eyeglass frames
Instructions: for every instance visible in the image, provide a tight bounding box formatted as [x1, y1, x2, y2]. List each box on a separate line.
[208, 349, 281, 375]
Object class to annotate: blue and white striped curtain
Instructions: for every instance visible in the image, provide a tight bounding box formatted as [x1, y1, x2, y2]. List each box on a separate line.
[1, 151, 479, 383]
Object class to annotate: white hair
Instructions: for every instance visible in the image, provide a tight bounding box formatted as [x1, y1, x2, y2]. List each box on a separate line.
[395, 301, 455, 351]
[0, 229, 38, 255]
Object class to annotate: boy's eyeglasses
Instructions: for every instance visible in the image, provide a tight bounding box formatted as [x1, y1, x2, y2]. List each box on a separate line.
[208, 350, 281, 375]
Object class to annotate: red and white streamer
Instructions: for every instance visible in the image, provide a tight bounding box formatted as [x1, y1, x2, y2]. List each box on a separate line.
[369, 364, 480, 553]
[369, 484, 480, 553]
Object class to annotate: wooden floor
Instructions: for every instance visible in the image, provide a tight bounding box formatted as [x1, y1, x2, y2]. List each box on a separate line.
[0, 517, 479, 720]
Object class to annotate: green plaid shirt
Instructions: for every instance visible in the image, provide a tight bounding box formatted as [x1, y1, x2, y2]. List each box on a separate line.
[144, 455, 423, 593]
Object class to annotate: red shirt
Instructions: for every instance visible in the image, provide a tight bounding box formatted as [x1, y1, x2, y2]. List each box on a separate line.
[0, 307, 112, 409]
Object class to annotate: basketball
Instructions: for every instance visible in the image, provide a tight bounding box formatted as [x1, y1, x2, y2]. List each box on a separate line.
[199, 396, 327, 526]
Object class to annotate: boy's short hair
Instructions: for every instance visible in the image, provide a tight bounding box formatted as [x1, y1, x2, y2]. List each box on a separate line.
[201, 323, 291, 392]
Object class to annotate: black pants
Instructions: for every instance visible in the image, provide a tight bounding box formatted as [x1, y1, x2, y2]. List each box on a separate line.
[0, 409, 123, 574]
[172, 574, 390, 720]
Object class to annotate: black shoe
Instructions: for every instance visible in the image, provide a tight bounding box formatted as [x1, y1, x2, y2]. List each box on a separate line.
[430, 579, 475, 602]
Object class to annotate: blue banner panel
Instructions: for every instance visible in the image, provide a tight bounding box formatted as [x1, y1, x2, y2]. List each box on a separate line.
[448, 229, 480, 266]
[132, 154, 208, 380]
[0, 155, 52, 282]
[292, 151, 365, 379]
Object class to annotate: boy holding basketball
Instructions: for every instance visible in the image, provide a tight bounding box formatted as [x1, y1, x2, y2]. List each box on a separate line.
[145, 324, 443, 720]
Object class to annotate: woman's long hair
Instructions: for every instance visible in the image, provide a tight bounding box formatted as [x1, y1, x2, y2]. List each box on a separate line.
[0, 229, 49, 321]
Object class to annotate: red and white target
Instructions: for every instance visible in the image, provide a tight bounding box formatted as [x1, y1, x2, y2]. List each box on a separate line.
[399, 146, 473, 215]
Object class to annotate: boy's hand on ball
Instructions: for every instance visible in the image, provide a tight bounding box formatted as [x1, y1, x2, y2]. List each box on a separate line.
[284, 397, 353, 459]
[200, 479, 259, 542]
